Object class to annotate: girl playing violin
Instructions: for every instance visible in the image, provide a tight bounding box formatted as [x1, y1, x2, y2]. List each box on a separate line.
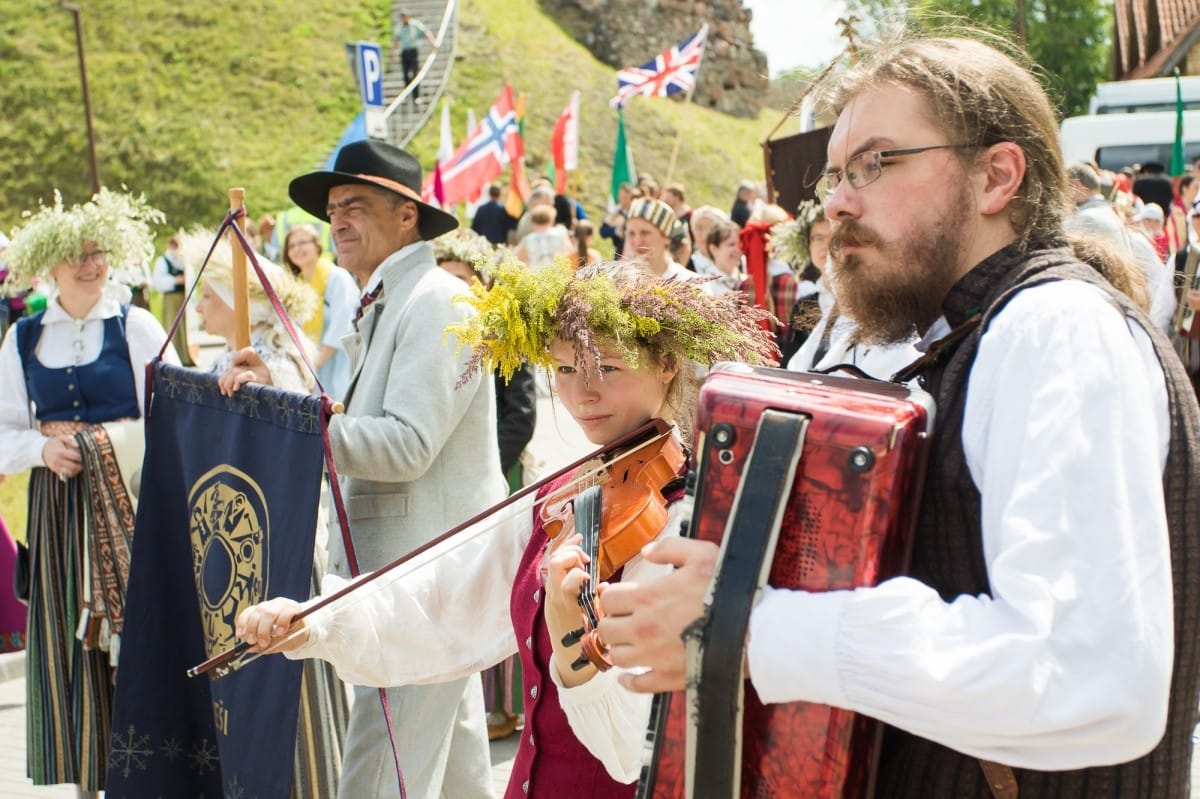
[234, 259, 775, 798]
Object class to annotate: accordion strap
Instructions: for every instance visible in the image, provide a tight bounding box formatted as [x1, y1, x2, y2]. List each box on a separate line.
[681, 409, 809, 799]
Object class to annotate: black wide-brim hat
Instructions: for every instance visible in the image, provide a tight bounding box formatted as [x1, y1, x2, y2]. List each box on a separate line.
[289, 140, 459, 241]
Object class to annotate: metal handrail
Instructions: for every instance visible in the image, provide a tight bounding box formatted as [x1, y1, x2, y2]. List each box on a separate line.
[381, 0, 457, 121]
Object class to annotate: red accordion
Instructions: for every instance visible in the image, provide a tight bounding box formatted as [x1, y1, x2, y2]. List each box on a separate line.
[639, 363, 934, 799]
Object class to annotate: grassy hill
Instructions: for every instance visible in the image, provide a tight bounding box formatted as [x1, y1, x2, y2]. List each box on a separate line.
[0, 0, 779, 232]
[0, 0, 394, 228]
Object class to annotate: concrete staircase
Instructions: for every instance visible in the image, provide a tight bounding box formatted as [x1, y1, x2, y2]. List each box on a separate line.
[380, 0, 458, 148]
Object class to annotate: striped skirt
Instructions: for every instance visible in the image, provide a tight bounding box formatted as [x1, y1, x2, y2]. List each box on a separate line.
[24, 466, 113, 790]
[293, 559, 350, 799]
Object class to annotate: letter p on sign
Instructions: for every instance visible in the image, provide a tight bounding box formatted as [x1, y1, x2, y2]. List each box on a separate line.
[356, 42, 384, 109]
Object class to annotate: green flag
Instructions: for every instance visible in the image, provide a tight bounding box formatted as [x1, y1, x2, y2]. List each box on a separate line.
[610, 108, 637, 204]
[1171, 68, 1186, 177]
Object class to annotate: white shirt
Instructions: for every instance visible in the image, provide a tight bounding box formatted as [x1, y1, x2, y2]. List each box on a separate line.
[360, 240, 430, 297]
[786, 308, 920, 380]
[293, 492, 686, 783]
[662, 260, 695, 281]
[690, 252, 719, 278]
[751, 279, 1173, 769]
[0, 283, 178, 474]
[150, 251, 186, 294]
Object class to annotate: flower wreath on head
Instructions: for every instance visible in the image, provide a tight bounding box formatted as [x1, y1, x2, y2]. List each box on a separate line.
[448, 256, 779, 387]
[432, 228, 494, 270]
[4, 187, 164, 290]
[767, 198, 824, 269]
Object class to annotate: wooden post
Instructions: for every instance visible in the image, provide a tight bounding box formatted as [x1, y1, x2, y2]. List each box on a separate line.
[228, 188, 251, 350]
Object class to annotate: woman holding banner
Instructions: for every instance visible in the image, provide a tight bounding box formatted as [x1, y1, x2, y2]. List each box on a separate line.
[185, 230, 350, 798]
[0, 189, 176, 798]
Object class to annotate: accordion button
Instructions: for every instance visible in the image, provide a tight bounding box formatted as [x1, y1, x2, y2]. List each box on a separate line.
[530, 685, 538, 700]
[532, 589, 540, 602]
[525, 636, 532, 649]
[522, 780, 530, 793]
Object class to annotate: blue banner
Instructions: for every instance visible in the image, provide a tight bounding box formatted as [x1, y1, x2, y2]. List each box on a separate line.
[107, 363, 325, 798]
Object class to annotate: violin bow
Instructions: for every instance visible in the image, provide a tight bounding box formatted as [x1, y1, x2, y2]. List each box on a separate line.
[189, 417, 671, 679]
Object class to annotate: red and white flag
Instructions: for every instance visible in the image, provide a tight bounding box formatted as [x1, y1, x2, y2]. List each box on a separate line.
[430, 85, 522, 207]
[423, 99, 456, 205]
[609, 25, 708, 109]
[551, 91, 580, 193]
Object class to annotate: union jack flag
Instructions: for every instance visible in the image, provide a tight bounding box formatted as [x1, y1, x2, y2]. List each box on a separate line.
[609, 25, 708, 109]
[432, 85, 522, 207]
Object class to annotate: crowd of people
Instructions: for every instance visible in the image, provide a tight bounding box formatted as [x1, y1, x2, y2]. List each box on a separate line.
[2, 24, 1200, 799]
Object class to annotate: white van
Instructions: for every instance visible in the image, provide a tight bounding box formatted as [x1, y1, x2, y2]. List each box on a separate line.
[1061, 76, 1200, 171]
[1088, 76, 1200, 114]
[1060, 110, 1200, 172]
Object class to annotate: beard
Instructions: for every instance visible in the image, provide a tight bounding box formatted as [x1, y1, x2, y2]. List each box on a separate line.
[828, 190, 970, 345]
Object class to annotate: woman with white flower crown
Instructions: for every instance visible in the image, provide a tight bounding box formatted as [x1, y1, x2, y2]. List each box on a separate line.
[0, 189, 178, 798]
[182, 229, 349, 799]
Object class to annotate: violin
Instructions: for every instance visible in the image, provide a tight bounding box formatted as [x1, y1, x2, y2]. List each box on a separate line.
[541, 427, 686, 671]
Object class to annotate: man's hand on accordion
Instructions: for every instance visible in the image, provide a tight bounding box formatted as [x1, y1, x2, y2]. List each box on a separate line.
[598, 537, 719, 694]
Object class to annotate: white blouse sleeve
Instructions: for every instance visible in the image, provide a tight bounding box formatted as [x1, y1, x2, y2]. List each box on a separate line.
[290, 493, 537, 686]
[126, 306, 179, 414]
[746, 281, 1173, 770]
[551, 500, 686, 783]
[0, 324, 48, 474]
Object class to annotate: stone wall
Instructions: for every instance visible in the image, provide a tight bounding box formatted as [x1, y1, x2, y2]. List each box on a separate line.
[540, 0, 770, 118]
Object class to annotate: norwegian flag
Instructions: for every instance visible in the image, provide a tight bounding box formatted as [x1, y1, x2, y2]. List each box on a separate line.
[609, 24, 708, 109]
[431, 85, 522, 207]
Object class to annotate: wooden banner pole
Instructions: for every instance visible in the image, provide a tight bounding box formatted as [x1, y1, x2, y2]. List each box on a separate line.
[228, 188, 251, 350]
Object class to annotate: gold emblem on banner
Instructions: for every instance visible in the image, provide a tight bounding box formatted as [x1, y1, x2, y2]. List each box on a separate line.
[189, 465, 269, 657]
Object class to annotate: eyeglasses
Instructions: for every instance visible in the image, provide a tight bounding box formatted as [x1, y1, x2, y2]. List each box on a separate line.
[75, 249, 109, 266]
[817, 144, 972, 200]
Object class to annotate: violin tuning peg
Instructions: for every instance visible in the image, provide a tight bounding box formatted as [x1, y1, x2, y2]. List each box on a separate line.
[570, 655, 592, 671]
[561, 627, 584, 647]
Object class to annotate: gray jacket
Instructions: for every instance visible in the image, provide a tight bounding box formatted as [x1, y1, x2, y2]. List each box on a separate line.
[326, 242, 506, 575]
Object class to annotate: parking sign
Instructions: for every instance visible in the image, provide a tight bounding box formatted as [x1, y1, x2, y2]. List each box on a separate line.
[356, 41, 384, 109]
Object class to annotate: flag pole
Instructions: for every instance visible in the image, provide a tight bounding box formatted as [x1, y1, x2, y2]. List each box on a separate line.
[664, 24, 708, 185]
[228, 188, 251, 350]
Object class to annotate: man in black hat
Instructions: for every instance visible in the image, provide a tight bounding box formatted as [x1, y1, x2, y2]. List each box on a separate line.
[222, 139, 503, 799]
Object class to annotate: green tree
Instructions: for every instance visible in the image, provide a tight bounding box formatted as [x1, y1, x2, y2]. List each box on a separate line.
[843, 0, 1112, 118]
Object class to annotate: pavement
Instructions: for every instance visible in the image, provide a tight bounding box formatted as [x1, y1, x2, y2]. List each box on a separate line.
[0, 650, 519, 797]
[0, 377, 586, 798]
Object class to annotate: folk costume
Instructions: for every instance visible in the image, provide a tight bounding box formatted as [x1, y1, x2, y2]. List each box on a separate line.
[752, 243, 1200, 796]
[289, 140, 502, 799]
[0, 189, 176, 791]
[282, 261, 776, 798]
